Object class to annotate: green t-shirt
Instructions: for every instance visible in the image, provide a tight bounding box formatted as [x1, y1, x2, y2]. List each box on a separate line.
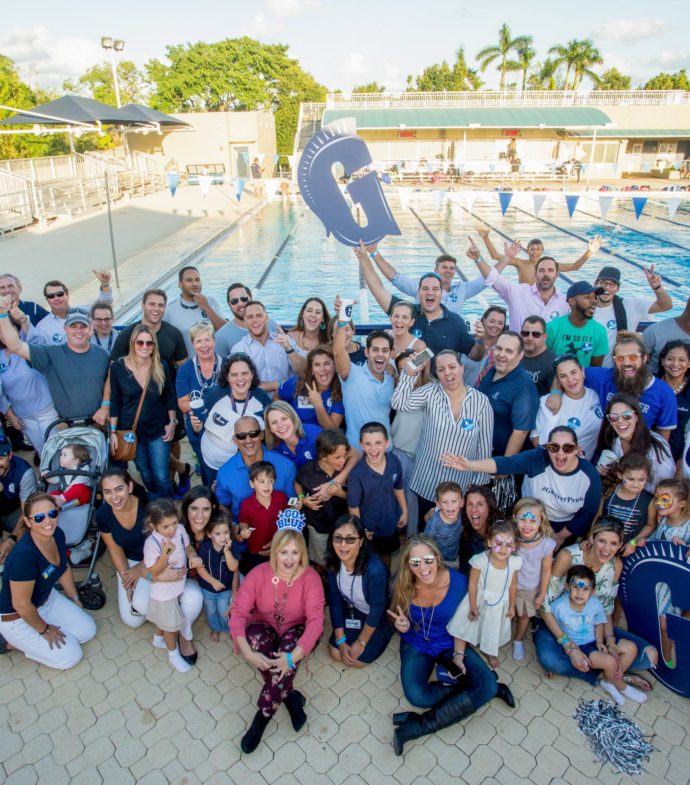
[545, 315, 608, 367]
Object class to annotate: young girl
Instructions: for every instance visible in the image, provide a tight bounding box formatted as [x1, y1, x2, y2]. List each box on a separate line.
[195, 513, 239, 642]
[143, 499, 202, 672]
[45, 444, 92, 508]
[458, 485, 498, 576]
[447, 520, 522, 668]
[596, 454, 655, 556]
[511, 498, 556, 661]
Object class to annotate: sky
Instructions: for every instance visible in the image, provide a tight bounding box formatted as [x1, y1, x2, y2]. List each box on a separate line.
[1, 0, 688, 94]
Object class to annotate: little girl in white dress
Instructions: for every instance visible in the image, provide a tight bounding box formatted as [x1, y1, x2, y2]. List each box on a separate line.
[448, 520, 521, 668]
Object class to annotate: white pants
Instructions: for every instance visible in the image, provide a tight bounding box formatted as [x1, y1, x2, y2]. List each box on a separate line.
[21, 404, 59, 452]
[117, 560, 202, 639]
[0, 589, 96, 670]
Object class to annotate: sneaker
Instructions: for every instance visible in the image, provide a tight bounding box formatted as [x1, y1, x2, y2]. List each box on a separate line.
[176, 464, 192, 496]
[69, 539, 94, 565]
[152, 634, 167, 650]
[512, 640, 525, 661]
[168, 647, 192, 673]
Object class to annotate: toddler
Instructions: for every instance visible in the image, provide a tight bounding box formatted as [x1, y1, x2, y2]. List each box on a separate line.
[45, 444, 91, 508]
[196, 513, 239, 641]
[425, 481, 463, 568]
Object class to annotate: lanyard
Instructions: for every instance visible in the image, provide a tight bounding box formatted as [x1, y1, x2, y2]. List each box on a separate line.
[194, 354, 221, 391]
[230, 395, 249, 416]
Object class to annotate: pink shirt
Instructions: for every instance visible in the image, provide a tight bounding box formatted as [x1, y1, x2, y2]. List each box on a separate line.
[230, 561, 325, 655]
[143, 524, 189, 601]
[485, 267, 568, 332]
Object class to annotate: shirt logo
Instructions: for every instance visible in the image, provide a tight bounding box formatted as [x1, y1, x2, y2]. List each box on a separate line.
[297, 395, 314, 409]
[491, 392, 500, 400]
[411, 328, 422, 338]
[581, 341, 593, 355]
[213, 413, 229, 426]
[392, 473, 398, 482]
[0, 362, 6, 373]
[304, 450, 313, 460]
[607, 319, 617, 329]
[549, 311, 559, 320]
[448, 293, 458, 303]
[594, 405, 603, 419]
[52, 332, 63, 344]
[460, 418, 475, 431]
[567, 417, 581, 429]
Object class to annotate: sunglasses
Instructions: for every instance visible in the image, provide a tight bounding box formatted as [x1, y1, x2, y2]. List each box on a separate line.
[229, 296, 250, 305]
[569, 579, 592, 590]
[409, 554, 436, 567]
[45, 291, 66, 299]
[235, 429, 261, 440]
[135, 340, 154, 347]
[29, 509, 59, 523]
[606, 410, 635, 423]
[613, 353, 642, 364]
[332, 535, 360, 545]
[545, 442, 577, 454]
[520, 329, 544, 338]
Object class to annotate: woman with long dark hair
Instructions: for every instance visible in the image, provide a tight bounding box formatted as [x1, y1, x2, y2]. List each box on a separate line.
[286, 297, 331, 357]
[657, 340, 690, 462]
[278, 345, 345, 429]
[458, 484, 499, 574]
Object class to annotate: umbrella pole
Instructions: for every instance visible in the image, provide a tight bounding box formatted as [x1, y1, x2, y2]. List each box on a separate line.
[104, 174, 120, 289]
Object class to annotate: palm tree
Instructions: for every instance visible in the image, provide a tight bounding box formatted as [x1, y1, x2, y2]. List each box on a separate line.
[571, 40, 603, 89]
[548, 39, 582, 89]
[515, 44, 536, 91]
[527, 59, 560, 91]
[476, 24, 534, 90]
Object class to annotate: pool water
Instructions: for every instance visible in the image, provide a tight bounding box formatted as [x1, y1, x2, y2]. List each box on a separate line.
[160, 191, 690, 328]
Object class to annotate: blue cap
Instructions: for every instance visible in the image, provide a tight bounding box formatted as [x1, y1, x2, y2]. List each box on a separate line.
[566, 281, 605, 300]
[0, 439, 11, 456]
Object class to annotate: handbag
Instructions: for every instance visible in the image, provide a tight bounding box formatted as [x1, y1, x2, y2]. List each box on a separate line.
[112, 368, 150, 462]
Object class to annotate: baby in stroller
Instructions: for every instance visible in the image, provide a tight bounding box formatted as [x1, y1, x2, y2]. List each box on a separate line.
[43, 444, 92, 509]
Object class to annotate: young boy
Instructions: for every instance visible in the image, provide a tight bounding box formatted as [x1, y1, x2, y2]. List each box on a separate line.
[237, 462, 288, 574]
[347, 422, 407, 568]
[550, 565, 647, 706]
[424, 481, 463, 568]
[296, 429, 350, 568]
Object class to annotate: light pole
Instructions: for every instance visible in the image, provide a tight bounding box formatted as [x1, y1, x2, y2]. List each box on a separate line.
[101, 36, 125, 108]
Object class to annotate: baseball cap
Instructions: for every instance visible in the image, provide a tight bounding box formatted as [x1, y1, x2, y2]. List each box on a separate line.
[65, 308, 90, 327]
[566, 281, 605, 300]
[0, 439, 12, 456]
[596, 266, 621, 284]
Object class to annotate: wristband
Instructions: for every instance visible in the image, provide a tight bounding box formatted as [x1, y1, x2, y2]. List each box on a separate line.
[110, 425, 116, 432]
[335, 635, 347, 646]
[336, 321, 348, 328]
[286, 651, 294, 669]
[605, 635, 616, 642]
[550, 390, 563, 396]
[652, 285, 661, 291]
[453, 650, 465, 658]
[358, 638, 367, 649]
[101, 400, 110, 406]
[0, 313, 8, 319]
[369, 251, 379, 259]
[146, 572, 153, 581]
[39, 624, 49, 635]
[8, 533, 17, 543]
[629, 538, 637, 547]
[285, 348, 295, 354]
[557, 634, 570, 647]
[298, 493, 306, 500]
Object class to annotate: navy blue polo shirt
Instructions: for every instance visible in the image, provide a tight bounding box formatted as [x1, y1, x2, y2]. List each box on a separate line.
[19, 299, 49, 327]
[347, 453, 403, 537]
[478, 365, 539, 455]
[278, 375, 345, 426]
[274, 423, 323, 468]
[388, 295, 474, 356]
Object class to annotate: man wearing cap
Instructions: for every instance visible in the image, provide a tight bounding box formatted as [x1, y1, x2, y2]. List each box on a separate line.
[0, 438, 39, 566]
[546, 282, 609, 368]
[593, 265, 672, 367]
[0, 298, 110, 424]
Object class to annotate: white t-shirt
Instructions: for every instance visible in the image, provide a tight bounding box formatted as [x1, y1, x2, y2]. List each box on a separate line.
[594, 298, 654, 367]
[165, 296, 223, 357]
[200, 395, 265, 470]
[531, 388, 603, 460]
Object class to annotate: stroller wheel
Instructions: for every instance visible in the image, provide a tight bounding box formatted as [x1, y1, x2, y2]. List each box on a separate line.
[79, 585, 106, 610]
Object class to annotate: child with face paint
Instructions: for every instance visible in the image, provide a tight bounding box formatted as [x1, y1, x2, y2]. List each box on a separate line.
[511, 499, 556, 661]
[447, 520, 522, 669]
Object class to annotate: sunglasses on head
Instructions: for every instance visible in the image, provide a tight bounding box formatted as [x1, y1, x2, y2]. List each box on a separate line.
[409, 554, 436, 567]
[545, 442, 577, 454]
[569, 579, 592, 590]
[332, 534, 360, 545]
[135, 339, 154, 347]
[520, 329, 544, 338]
[613, 353, 642, 364]
[235, 429, 261, 441]
[606, 410, 635, 423]
[46, 290, 66, 299]
[30, 509, 59, 523]
[229, 296, 250, 305]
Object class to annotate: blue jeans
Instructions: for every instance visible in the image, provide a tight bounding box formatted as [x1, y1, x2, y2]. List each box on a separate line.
[200, 587, 232, 633]
[135, 436, 173, 499]
[399, 640, 498, 709]
[534, 619, 657, 685]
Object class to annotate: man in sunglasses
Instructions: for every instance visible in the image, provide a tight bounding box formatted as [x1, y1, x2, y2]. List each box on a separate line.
[215, 416, 296, 522]
[215, 283, 279, 358]
[519, 316, 556, 395]
[0, 438, 38, 566]
[32, 271, 113, 347]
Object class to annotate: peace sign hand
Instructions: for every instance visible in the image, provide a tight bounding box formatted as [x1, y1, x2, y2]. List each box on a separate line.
[304, 381, 322, 407]
[644, 264, 662, 291]
[386, 605, 411, 633]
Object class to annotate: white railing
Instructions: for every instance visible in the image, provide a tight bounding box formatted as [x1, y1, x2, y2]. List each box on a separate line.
[323, 90, 690, 109]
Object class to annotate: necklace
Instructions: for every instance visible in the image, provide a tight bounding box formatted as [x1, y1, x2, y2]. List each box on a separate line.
[271, 573, 294, 631]
[518, 532, 542, 544]
[484, 556, 511, 607]
[412, 588, 439, 640]
[666, 377, 687, 397]
[194, 353, 221, 390]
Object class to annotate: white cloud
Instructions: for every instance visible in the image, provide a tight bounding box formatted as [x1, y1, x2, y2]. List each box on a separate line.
[340, 52, 368, 78]
[595, 19, 664, 43]
[248, 13, 269, 37]
[656, 50, 689, 68]
[598, 52, 634, 75]
[266, 0, 318, 18]
[383, 62, 405, 91]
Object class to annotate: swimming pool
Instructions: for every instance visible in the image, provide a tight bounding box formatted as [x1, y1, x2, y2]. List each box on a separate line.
[159, 190, 690, 328]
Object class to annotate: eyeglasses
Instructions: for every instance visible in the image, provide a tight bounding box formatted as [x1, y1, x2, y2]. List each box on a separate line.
[332, 535, 361, 545]
[235, 429, 261, 440]
[229, 296, 250, 305]
[613, 353, 642, 364]
[93, 317, 113, 322]
[545, 442, 577, 454]
[409, 554, 436, 567]
[606, 410, 635, 423]
[29, 509, 59, 523]
[45, 291, 66, 299]
[520, 329, 544, 338]
[569, 579, 592, 590]
[135, 340, 154, 347]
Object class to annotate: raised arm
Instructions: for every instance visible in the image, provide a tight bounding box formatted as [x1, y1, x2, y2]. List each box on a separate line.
[475, 222, 505, 262]
[559, 236, 602, 274]
[644, 265, 673, 314]
[0, 296, 30, 361]
[354, 242, 393, 314]
[332, 298, 352, 382]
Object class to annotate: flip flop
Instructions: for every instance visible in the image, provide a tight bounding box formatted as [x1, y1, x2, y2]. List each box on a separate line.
[623, 673, 653, 692]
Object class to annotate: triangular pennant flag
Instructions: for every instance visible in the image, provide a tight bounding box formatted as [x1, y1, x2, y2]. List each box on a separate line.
[463, 190, 476, 213]
[235, 178, 246, 202]
[397, 187, 411, 210]
[433, 189, 446, 210]
[498, 191, 513, 215]
[667, 197, 681, 219]
[598, 195, 613, 219]
[198, 175, 212, 198]
[532, 193, 547, 216]
[632, 196, 647, 220]
[166, 172, 180, 198]
[565, 194, 580, 218]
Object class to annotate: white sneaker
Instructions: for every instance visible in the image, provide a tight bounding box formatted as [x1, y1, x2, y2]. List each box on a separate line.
[168, 647, 192, 673]
[69, 538, 94, 565]
[152, 634, 166, 650]
[600, 679, 625, 706]
[512, 640, 525, 661]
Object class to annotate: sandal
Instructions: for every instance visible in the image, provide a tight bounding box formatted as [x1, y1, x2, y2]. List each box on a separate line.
[623, 673, 653, 692]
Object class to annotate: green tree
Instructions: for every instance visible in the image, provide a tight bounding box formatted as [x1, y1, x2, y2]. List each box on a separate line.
[352, 82, 385, 93]
[595, 67, 632, 90]
[476, 24, 533, 90]
[549, 39, 602, 89]
[643, 69, 690, 90]
[406, 47, 481, 91]
[515, 44, 536, 91]
[63, 60, 145, 106]
[145, 37, 326, 154]
[527, 59, 561, 90]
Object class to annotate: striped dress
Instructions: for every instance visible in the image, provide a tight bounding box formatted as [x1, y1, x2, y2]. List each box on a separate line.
[392, 373, 494, 500]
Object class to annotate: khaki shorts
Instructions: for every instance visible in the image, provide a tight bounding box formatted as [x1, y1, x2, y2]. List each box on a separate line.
[146, 597, 184, 632]
[307, 526, 329, 566]
[515, 588, 538, 618]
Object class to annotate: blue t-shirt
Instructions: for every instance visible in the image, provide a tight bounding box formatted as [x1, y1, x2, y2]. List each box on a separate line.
[278, 375, 345, 426]
[347, 453, 403, 536]
[478, 365, 539, 455]
[196, 539, 239, 593]
[273, 423, 323, 468]
[340, 362, 394, 448]
[551, 593, 607, 646]
[425, 510, 463, 562]
[0, 527, 68, 613]
[585, 367, 677, 432]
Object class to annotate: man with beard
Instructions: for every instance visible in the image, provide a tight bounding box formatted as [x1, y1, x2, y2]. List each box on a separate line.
[214, 283, 279, 357]
[593, 265, 672, 366]
[164, 266, 226, 357]
[546, 282, 608, 368]
[520, 316, 556, 395]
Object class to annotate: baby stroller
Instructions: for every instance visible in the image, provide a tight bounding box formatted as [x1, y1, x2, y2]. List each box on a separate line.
[39, 423, 109, 610]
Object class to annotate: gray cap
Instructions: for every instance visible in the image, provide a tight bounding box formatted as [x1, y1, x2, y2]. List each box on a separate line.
[64, 308, 90, 327]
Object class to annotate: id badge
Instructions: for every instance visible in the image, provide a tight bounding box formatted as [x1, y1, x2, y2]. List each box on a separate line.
[345, 618, 362, 630]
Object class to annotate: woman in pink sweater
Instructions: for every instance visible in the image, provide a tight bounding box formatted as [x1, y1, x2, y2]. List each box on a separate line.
[230, 525, 324, 754]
